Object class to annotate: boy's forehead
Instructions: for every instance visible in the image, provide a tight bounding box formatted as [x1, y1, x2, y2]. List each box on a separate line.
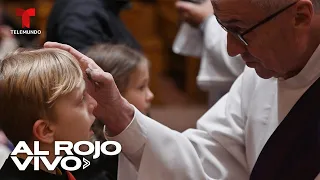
[60, 80, 85, 102]
[79, 80, 86, 91]
[70, 80, 86, 96]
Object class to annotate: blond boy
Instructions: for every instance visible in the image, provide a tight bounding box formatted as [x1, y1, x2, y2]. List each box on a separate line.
[0, 48, 98, 179]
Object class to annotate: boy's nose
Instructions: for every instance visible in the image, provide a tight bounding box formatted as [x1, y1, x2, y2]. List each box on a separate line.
[88, 94, 98, 111]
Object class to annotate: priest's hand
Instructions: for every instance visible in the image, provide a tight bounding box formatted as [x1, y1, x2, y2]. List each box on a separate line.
[44, 42, 134, 136]
[176, 0, 213, 28]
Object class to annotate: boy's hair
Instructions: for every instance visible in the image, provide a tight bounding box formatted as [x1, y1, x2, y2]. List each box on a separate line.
[85, 44, 148, 93]
[0, 48, 83, 145]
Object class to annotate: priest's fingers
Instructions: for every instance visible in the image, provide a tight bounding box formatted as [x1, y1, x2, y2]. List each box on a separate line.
[43, 42, 101, 71]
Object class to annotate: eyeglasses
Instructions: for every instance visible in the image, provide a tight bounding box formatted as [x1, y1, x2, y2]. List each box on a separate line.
[216, 1, 299, 46]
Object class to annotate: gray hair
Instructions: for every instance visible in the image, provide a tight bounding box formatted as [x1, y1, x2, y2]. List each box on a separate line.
[212, 0, 319, 13]
[250, 0, 320, 13]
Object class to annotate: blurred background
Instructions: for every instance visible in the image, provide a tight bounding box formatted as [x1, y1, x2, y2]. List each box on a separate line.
[2, 0, 208, 132]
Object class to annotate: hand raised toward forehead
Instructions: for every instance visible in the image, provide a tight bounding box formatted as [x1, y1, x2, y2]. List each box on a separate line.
[44, 42, 100, 71]
[44, 42, 106, 97]
[44, 42, 134, 136]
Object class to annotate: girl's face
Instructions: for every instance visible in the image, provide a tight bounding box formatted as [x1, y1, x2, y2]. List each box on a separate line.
[123, 61, 154, 114]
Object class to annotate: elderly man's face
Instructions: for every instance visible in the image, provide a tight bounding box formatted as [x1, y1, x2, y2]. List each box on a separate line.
[213, 0, 313, 79]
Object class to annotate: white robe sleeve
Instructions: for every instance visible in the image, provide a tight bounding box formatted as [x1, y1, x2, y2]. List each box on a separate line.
[197, 16, 245, 93]
[108, 70, 250, 180]
[172, 23, 203, 58]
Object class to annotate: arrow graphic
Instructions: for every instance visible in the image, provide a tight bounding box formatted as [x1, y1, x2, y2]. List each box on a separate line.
[82, 157, 90, 169]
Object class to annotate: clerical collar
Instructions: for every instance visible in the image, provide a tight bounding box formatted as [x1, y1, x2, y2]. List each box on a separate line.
[279, 44, 320, 88]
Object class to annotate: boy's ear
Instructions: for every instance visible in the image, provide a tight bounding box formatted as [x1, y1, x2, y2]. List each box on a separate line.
[32, 120, 56, 144]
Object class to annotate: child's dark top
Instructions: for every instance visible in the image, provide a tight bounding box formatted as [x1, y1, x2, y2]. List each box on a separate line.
[0, 154, 119, 180]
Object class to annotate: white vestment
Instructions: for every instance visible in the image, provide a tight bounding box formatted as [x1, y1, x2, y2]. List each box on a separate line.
[111, 45, 320, 179]
[173, 16, 245, 106]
